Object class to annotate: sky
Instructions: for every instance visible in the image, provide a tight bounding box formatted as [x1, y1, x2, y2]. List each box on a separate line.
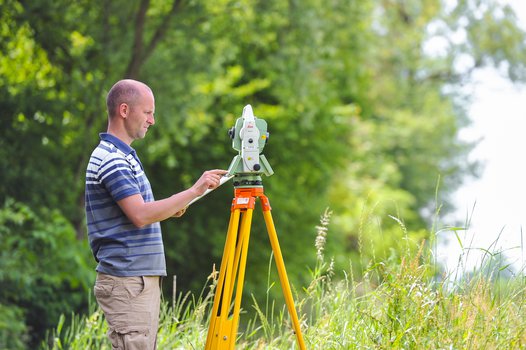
[438, 0, 526, 274]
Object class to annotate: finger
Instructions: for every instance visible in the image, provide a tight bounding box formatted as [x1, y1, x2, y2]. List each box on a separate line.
[209, 174, 222, 183]
[208, 180, 219, 189]
[212, 176, 222, 188]
[209, 169, 229, 175]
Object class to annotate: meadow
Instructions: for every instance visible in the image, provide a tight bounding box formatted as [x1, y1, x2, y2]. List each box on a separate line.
[45, 213, 526, 349]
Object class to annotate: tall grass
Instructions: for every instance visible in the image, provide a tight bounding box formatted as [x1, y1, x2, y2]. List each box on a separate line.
[44, 210, 526, 349]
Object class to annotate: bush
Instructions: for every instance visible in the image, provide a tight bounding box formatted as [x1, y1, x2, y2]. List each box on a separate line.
[0, 303, 29, 350]
[0, 199, 95, 349]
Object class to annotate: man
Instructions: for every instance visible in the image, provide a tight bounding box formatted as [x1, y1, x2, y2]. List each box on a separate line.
[85, 79, 226, 349]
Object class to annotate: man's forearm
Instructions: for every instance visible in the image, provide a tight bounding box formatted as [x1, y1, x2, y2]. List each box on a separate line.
[118, 189, 199, 228]
[118, 169, 227, 227]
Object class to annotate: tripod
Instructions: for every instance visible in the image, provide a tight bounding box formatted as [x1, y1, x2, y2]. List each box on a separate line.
[205, 184, 307, 350]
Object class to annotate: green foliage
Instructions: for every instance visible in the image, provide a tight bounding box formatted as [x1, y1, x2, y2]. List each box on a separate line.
[44, 215, 526, 349]
[0, 200, 95, 349]
[43, 309, 108, 350]
[1, 0, 526, 347]
[0, 303, 28, 350]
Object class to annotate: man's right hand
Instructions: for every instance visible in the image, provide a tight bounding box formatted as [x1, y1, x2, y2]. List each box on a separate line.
[191, 169, 229, 197]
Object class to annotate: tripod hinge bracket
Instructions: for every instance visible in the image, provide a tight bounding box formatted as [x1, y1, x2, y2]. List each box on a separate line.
[260, 195, 271, 212]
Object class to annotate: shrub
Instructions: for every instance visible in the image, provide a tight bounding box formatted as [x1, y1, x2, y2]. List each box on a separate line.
[0, 199, 95, 349]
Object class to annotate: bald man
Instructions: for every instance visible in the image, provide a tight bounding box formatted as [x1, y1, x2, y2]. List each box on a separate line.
[85, 79, 226, 349]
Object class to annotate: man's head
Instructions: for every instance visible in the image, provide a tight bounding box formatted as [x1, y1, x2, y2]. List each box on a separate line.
[106, 79, 155, 144]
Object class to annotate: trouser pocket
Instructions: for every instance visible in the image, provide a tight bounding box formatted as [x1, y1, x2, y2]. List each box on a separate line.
[107, 312, 151, 350]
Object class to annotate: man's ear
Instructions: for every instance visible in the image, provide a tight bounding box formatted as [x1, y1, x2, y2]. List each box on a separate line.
[118, 103, 129, 119]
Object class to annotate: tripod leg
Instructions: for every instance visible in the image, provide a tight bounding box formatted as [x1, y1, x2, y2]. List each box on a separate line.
[261, 201, 307, 350]
[228, 208, 253, 347]
[205, 208, 254, 350]
[205, 209, 240, 349]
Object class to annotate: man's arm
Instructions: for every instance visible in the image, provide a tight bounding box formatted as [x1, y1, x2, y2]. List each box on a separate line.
[117, 169, 227, 228]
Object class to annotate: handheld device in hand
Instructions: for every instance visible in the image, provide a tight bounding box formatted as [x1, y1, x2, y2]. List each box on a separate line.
[187, 174, 234, 206]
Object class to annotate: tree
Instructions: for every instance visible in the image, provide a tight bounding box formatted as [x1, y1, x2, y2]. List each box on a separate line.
[1, 1, 525, 346]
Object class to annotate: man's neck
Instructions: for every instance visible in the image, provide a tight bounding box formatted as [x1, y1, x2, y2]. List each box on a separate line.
[107, 125, 132, 145]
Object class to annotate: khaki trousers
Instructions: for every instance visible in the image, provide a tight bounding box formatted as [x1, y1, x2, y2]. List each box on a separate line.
[94, 273, 161, 350]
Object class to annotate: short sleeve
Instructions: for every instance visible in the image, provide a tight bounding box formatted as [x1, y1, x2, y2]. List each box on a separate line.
[97, 153, 141, 201]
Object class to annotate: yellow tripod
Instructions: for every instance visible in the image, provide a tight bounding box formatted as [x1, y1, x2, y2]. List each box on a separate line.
[205, 186, 307, 350]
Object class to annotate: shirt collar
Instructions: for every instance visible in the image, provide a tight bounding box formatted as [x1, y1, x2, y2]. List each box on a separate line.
[99, 133, 135, 156]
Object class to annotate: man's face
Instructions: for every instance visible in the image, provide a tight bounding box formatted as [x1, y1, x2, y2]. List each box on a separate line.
[125, 90, 155, 141]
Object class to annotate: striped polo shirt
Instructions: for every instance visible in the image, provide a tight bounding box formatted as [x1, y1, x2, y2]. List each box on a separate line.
[85, 133, 166, 277]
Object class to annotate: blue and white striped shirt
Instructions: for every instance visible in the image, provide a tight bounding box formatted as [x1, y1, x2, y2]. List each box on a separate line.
[85, 133, 166, 276]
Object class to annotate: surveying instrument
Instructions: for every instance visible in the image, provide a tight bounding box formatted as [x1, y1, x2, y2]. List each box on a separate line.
[204, 105, 307, 350]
